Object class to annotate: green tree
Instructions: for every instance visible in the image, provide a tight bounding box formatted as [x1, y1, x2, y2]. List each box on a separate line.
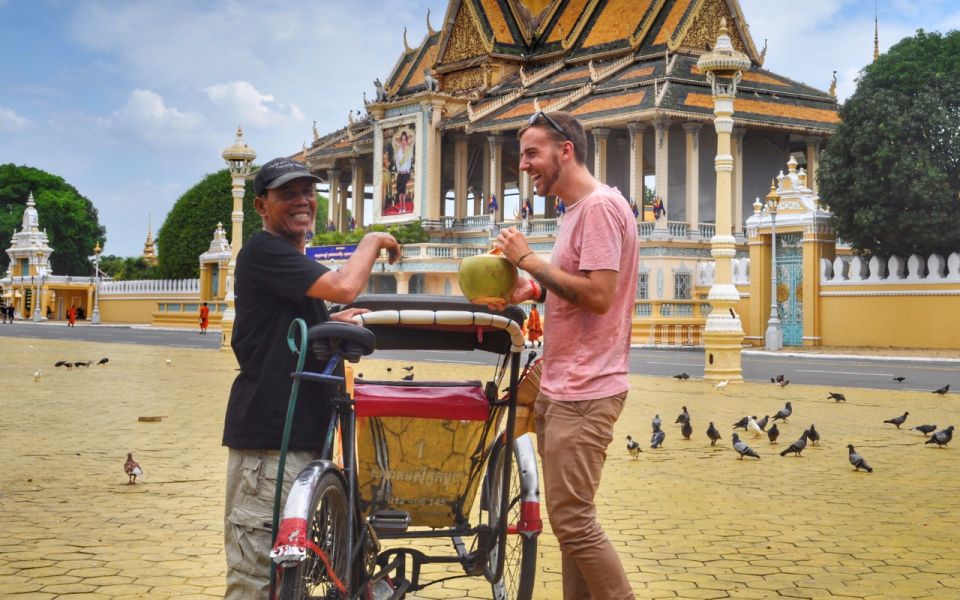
[157, 169, 259, 279]
[0, 164, 106, 274]
[818, 30, 960, 258]
[310, 220, 427, 246]
[98, 254, 159, 280]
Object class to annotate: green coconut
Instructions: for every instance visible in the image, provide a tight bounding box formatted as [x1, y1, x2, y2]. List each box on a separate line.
[457, 254, 518, 304]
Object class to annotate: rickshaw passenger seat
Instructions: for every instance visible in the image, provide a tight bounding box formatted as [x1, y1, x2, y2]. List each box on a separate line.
[308, 321, 376, 363]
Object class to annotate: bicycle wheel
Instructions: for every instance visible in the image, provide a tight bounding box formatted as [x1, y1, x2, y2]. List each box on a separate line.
[485, 436, 537, 600]
[279, 470, 352, 600]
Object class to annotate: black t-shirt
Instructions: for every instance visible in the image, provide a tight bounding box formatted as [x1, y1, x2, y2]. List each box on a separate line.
[222, 231, 339, 449]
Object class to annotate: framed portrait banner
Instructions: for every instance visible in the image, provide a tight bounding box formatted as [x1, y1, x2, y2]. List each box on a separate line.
[374, 110, 424, 224]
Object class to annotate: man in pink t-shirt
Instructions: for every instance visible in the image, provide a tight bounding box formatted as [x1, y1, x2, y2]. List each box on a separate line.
[494, 111, 638, 600]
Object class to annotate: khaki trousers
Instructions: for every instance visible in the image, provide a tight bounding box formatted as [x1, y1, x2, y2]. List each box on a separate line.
[223, 448, 319, 600]
[535, 392, 635, 600]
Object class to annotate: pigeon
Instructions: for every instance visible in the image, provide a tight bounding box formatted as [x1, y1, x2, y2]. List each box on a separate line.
[54, 360, 68, 367]
[673, 372, 690, 380]
[731, 433, 760, 459]
[74, 361, 91, 368]
[777, 379, 790, 387]
[847, 444, 873, 472]
[933, 385, 950, 395]
[772, 401, 792, 422]
[124, 453, 143, 484]
[883, 412, 909, 429]
[650, 425, 665, 449]
[674, 406, 690, 425]
[681, 419, 693, 440]
[755, 415, 770, 431]
[402, 374, 414, 381]
[165, 359, 172, 366]
[910, 424, 937, 435]
[771, 374, 785, 384]
[828, 392, 846, 402]
[651, 414, 662, 431]
[780, 431, 809, 457]
[386, 367, 392, 373]
[64, 362, 73, 369]
[402, 366, 414, 372]
[925, 425, 954, 448]
[747, 416, 764, 438]
[97, 357, 109, 365]
[732, 416, 750, 430]
[892, 376, 905, 382]
[805, 424, 821, 446]
[767, 423, 780, 444]
[706, 422, 722, 445]
[626, 436, 642, 459]
[715, 380, 729, 392]
[33, 369, 42, 382]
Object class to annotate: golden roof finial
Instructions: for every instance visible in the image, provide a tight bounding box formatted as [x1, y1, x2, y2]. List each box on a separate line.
[719, 17, 728, 36]
[403, 27, 412, 52]
[829, 70, 837, 98]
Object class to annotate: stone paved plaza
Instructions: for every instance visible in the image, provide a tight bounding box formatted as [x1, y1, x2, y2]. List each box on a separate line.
[1, 336, 958, 599]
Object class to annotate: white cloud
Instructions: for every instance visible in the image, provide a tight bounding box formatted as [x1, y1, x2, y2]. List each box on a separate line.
[116, 89, 204, 130]
[0, 106, 30, 130]
[205, 81, 304, 127]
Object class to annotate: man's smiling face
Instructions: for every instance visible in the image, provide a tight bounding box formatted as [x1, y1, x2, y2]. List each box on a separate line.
[256, 177, 317, 247]
[519, 125, 564, 198]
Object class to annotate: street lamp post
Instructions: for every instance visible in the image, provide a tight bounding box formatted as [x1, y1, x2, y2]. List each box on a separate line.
[91, 242, 102, 324]
[219, 127, 257, 348]
[32, 250, 44, 322]
[697, 18, 751, 382]
[763, 192, 782, 351]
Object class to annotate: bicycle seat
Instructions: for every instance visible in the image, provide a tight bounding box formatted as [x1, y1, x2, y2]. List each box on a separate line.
[307, 321, 376, 362]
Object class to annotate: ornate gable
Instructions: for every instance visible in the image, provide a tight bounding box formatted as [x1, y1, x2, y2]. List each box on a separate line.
[438, 1, 490, 66]
[668, 0, 757, 58]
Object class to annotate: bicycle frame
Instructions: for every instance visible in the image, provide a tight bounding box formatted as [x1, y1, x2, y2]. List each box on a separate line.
[270, 297, 542, 599]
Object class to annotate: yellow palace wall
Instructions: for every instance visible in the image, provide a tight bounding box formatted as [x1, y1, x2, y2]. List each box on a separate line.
[818, 286, 960, 349]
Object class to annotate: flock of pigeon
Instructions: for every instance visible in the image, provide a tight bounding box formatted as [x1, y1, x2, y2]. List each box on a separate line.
[627, 373, 955, 472]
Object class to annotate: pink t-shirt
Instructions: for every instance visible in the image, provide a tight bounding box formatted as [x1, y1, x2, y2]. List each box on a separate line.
[540, 184, 639, 401]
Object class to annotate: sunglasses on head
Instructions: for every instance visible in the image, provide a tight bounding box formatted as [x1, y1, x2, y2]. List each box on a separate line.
[528, 111, 570, 141]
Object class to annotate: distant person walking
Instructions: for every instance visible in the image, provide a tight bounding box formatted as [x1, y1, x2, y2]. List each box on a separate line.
[199, 302, 210, 335]
[526, 304, 542, 347]
[67, 304, 77, 327]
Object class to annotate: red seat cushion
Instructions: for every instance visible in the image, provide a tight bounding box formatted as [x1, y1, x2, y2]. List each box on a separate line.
[353, 382, 490, 421]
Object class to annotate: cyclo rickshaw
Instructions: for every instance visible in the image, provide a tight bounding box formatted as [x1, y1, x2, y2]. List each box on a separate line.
[268, 295, 542, 599]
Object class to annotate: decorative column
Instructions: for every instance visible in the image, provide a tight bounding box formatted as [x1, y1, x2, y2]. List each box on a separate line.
[683, 122, 702, 233]
[628, 122, 646, 216]
[481, 141, 491, 216]
[351, 159, 365, 228]
[653, 118, 670, 230]
[425, 101, 444, 221]
[592, 128, 610, 184]
[732, 127, 746, 235]
[91, 242, 102, 324]
[219, 127, 256, 349]
[487, 135, 505, 222]
[453, 135, 468, 219]
[327, 168, 341, 230]
[805, 136, 821, 194]
[394, 272, 411, 294]
[338, 185, 349, 232]
[697, 18, 750, 382]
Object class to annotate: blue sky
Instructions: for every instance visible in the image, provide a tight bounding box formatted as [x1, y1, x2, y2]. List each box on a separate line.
[1, 0, 958, 259]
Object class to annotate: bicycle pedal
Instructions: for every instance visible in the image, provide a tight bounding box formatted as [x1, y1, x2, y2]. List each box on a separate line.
[368, 510, 411, 533]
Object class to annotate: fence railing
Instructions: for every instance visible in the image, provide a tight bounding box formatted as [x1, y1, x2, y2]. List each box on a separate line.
[100, 279, 199, 295]
[821, 252, 960, 284]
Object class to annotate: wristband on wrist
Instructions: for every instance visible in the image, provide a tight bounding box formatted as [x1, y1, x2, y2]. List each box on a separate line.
[516, 251, 535, 268]
[529, 279, 547, 303]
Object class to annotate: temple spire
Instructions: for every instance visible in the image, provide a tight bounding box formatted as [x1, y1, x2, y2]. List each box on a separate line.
[142, 214, 158, 265]
[873, 1, 880, 62]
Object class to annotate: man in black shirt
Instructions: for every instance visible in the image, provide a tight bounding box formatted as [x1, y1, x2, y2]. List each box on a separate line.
[222, 157, 399, 599]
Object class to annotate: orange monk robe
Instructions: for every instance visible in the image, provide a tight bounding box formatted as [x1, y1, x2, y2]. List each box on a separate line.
[526, 307, 542, 343]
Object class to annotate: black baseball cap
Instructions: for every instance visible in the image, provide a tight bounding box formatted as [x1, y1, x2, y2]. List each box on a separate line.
[253, 157, 320, 196]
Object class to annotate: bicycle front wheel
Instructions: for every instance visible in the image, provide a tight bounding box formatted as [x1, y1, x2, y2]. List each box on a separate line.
[485, 436, 537, 600]
[279, 470, 352, 600]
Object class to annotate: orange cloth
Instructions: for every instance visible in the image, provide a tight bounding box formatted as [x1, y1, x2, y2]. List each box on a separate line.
[67, 306, 77, 326]
[199, 305, 210, 329]
[526, 307, 542, 342]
